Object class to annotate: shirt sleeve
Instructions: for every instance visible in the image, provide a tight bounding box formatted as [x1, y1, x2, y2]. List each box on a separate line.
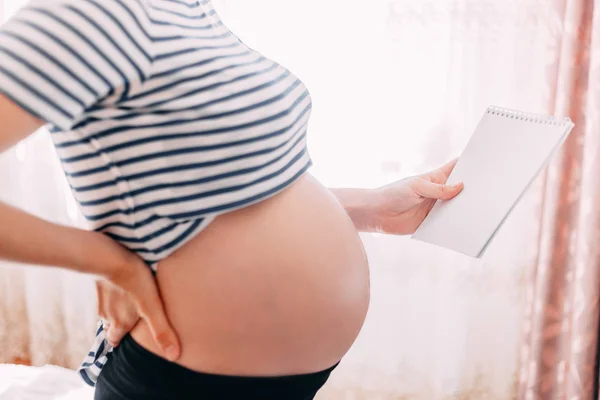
[0, 0, 154, 131]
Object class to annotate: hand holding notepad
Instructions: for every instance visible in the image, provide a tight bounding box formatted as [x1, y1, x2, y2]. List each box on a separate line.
[412, 106, 574, 257]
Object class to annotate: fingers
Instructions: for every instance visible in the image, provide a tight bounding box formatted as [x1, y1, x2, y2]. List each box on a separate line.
[136, 289, 181, 362]
[106, 322, 128, 348]
[412, 178, 463, 200]
[106, 257, 180, 362]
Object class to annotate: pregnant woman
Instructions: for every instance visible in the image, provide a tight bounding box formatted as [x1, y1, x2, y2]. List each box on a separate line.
[0, 1, 463, 399]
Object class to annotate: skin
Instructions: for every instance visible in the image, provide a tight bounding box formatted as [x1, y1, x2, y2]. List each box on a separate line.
[0, 92, 463, 373]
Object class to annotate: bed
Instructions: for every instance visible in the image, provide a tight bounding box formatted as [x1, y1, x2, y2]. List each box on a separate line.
[0, 364, 93, 400]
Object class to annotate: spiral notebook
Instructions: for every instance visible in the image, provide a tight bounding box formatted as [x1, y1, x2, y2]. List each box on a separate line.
[412, 106, 574, 258]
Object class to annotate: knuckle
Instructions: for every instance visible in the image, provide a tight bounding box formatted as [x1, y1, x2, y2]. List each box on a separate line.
[110, 321, 122, 331]
[126, 309, 140, 322]
[155, 330, 171, 345]
[411, 179, 425, 196]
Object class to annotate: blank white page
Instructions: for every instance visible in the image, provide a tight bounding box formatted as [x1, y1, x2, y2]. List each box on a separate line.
[412, 107, 574, 257]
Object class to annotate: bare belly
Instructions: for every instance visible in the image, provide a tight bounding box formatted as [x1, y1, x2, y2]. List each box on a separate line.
[130, 173, 370, 375]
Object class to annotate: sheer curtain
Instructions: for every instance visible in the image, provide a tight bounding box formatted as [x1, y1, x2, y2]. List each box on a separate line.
[0, 0, 574, 398]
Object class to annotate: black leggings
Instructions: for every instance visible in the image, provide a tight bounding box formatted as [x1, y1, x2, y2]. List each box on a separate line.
[94, 333, 338, 400]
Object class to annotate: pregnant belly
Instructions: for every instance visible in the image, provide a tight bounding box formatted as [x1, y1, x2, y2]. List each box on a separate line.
[130, 173, 370, 375]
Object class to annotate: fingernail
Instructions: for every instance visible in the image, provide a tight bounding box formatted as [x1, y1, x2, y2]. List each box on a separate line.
[165, 345, 179, 362]
[452, 182, 464, 189]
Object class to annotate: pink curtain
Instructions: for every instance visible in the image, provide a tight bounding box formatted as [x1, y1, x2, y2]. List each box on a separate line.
[519, 1, 600, 399]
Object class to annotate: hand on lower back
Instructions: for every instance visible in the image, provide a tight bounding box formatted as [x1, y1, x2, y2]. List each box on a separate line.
[96, 280, 139, 346]
[373, 158, 464, 235]
[97, 255, 181, 362]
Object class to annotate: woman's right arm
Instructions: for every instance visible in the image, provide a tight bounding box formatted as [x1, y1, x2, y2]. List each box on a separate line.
[0, 94, 181, 360]
[0, 93, 128, 277]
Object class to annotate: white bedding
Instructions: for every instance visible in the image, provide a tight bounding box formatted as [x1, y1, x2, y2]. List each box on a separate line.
[0, 364, 93, 400]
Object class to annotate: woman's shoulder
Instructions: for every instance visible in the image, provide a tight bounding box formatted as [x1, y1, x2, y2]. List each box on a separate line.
[0, 0, 154, 131]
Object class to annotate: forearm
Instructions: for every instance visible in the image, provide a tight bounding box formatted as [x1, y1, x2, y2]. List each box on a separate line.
[329, 188, 381, 232]
[0, 201, 127, 278]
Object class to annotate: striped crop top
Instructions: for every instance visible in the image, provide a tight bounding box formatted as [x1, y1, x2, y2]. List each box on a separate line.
[0, 0, 312, 386]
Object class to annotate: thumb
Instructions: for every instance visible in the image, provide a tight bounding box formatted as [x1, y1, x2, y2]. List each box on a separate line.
[137, 295, 181, 362]
[413, 178, 464, 201]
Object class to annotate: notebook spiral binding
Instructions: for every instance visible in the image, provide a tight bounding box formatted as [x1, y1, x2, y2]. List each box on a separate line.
[486, 106, 573, 128]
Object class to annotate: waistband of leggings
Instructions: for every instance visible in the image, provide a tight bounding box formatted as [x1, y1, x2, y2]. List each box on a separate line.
[119, 332, 340, 383]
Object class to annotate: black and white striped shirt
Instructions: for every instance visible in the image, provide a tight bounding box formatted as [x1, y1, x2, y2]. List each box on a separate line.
[0, 0, 312, 386]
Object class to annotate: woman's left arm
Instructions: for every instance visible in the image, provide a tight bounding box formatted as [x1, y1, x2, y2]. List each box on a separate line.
[330, 159, 464, 235]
